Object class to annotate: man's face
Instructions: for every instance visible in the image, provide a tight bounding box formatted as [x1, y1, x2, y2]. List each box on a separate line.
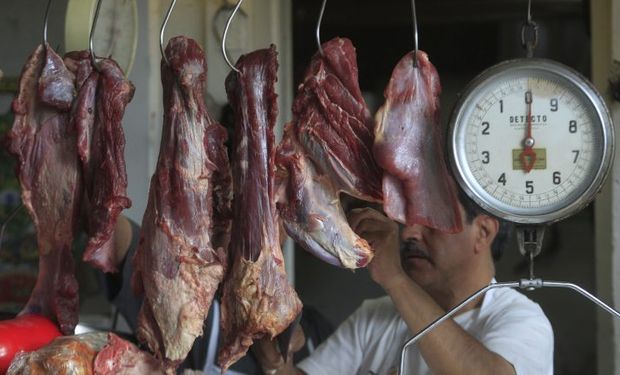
[399, 204, 477, 291]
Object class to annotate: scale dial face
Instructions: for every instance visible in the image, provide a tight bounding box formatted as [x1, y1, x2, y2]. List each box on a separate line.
[449, 59, 614, 224]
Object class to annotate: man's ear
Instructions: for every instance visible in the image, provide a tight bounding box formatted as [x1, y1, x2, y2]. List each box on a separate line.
[473, 215, 499, 254]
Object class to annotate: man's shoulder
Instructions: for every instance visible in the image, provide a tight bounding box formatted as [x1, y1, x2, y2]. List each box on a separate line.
[482, 285, 549, 321]
[359, 295, 395, 312]
[352, 295, 400, 323]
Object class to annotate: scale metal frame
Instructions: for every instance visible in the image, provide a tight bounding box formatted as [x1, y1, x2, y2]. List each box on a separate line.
[398, 57, 618, 374]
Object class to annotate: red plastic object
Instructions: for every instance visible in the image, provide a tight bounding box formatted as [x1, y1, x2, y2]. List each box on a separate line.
[0, 314, 61, 374]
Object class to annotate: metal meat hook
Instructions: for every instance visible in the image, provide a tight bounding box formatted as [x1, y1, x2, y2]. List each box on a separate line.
[221, 0, 245, 74]
[411, 0, 419, 68]
[160, 0, 178, 66]
[315, 0, 327, 55]
[42, 0, 53, 45]
[89, 0, 105, 71]
[0, 204, 24, 249]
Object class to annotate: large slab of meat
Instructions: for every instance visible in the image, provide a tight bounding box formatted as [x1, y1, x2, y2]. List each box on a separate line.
[7, 332, 169, 375]
[64, 51, 134, 272]
[131, 36, 232, 367]
[276, 38, 381, 269]
[374, 51, 462, 233]
[276, 125, 371, 268]
[7, 44, 81, 334]
[218, 46, 302, 371]
[294, 38, 381, 201]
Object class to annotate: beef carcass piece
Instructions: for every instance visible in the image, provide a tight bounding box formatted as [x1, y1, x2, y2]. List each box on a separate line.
[131, 36, 231, 366]
[218, 46, 302, 371]
[7, 332, 169, 375]
[7, 44, 81, 334]
[275, 38, 380, 269]
[294, 38, 382, 201]
[94, 333, 171, 375]
[373, 51, 462, 233]
[276, 124, 371, 268]
[64, 51, 134, 273]
[83, 59, 134, 272]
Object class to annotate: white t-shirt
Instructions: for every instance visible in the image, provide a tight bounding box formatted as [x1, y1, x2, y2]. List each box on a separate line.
[298, 285, 554, 375]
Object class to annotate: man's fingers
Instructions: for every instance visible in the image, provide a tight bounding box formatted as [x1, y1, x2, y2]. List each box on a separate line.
[289, 325, 305, 353]
[348, 208, 390, 231]
[347, 207, 383, 228]
[254, 337, 284, 368]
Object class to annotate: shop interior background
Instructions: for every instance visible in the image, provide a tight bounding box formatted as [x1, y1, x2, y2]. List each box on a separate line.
[1, 0, 619, 374]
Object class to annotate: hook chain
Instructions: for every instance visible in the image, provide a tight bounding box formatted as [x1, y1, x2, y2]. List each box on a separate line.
[521, 0, 538, 58]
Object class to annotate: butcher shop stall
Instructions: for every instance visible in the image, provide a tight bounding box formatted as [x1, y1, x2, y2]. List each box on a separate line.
[0, 0, 619, 374]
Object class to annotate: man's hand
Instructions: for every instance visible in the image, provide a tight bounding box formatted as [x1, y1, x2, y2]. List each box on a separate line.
[112, 215, 132, 266]
[252, 325, 305, 374]
[347, 208, 408, 292]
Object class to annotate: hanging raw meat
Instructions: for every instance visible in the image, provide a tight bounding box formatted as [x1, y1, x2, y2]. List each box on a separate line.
[275, 37, 381, 269]
[276, 125, 372, 268]
[7, 44, 81, 334]
[64, 51, 134, 273]
[374, 51, 462, 233]
[131, 36, 232, 367]
[294, 38, 381, 200]
[218, 46, 302, 371]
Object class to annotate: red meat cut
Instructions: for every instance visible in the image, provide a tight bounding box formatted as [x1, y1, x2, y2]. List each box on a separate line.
[132, 36, 232, 367]
[64, 51, 134, 272]
[276, 38, 381, 269]
[7, 44, 81, 334]
[218, 45, 302, 371]
[374, 51, 462, 233]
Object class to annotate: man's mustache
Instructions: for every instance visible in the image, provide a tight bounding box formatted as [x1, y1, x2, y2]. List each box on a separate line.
[401, 240, 434, 265]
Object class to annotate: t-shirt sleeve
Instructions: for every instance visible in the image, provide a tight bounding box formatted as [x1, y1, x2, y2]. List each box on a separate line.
[480, 298, 554, 375]
[297, 302, 368, 375]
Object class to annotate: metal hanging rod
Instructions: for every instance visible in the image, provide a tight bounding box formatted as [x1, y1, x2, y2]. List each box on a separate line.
[398, 278, 620, 374]
[42, 0, 53, 45]
[411, 0, 418, 68]
[160, 0, 178, 66]
[221, 0, 244, 74]
[89, 0, 104, 71]
[315, 0, 327, 55]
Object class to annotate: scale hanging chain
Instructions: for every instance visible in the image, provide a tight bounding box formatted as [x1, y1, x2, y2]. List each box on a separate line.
[521, 0, 538, 58]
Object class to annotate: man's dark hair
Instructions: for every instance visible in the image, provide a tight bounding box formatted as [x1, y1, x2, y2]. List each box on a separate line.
[456, 187, 512, 261]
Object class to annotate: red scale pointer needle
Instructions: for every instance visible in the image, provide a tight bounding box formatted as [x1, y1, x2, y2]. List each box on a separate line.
[520, 96, 537, 173]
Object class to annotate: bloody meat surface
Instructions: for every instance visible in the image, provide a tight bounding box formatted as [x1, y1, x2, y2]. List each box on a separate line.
[218, 46, 302, 372]
[131, 36, 231, 367]
[374, 51, 462, 233]
[276, 38, 381, 269]
[64, 51, 134, 273]
[7, 44, 81, 334]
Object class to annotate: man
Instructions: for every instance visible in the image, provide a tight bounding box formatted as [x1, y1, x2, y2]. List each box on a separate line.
[254, 191, 554, 374]
[100, 216, 331, 375]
